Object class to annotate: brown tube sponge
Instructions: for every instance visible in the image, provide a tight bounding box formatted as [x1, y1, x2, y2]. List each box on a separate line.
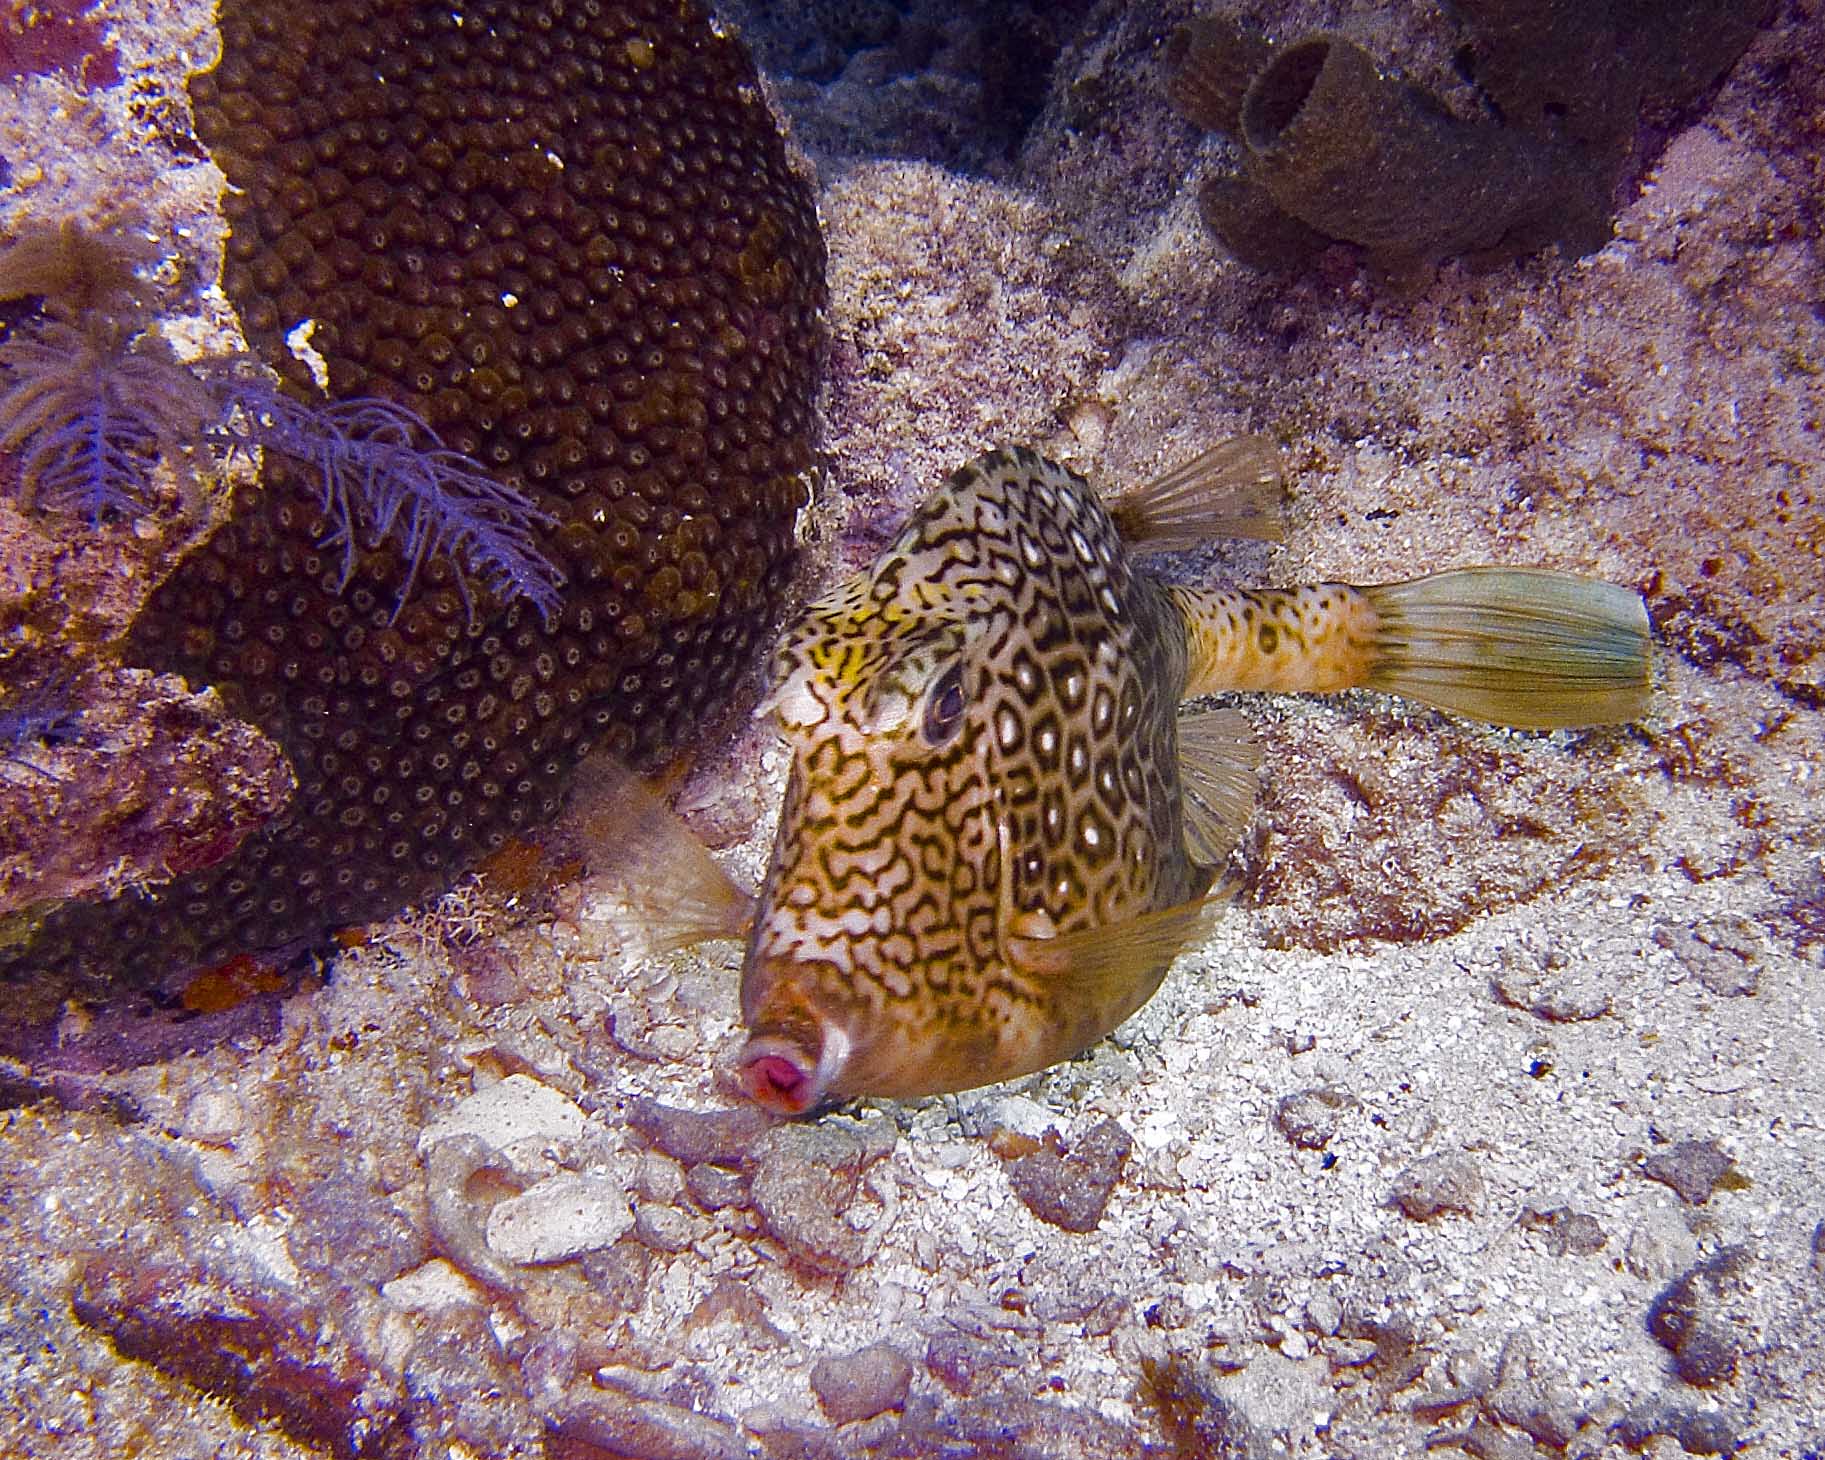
[1165, 15, 1274, 136]
[1448, 0, 1632, 155]
[1452, 0, 1775, 152]
[1236, 35, 1570, 270]
[1195, 174, 1329, 274]
[1165, 1, 1773, 278]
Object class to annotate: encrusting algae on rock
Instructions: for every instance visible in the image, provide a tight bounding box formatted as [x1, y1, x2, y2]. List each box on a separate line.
[607, 438, 1652, 1113]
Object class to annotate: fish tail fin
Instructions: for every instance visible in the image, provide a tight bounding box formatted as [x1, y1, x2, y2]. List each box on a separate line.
[1111, 435, 1286, 549]
[569, 755, 755, 953]
[1361, 568, 1651, 729]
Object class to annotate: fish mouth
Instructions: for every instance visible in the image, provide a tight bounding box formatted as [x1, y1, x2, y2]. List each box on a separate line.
[736, 1025, 851, 1116]
[739, 1035, 819, 1114]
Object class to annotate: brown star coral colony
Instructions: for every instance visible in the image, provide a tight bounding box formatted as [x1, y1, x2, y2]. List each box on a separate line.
[2, 0, 825, 1000]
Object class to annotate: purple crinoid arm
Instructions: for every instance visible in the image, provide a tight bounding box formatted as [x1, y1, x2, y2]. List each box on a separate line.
[215, 376, 565, 625]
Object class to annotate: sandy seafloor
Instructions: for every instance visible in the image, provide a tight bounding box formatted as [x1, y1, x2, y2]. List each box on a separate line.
[1, 1, 1822, 1457]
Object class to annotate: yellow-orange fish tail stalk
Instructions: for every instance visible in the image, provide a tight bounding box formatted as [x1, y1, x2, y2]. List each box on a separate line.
[1174, 567, 1651, 729]
[1171, 583, 1381, 696]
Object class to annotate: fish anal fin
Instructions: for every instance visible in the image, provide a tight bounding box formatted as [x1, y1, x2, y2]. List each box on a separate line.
[1111, 436, 1286, 550]
[1177, 708, 1262, 867]
[568, 754, 755, 953]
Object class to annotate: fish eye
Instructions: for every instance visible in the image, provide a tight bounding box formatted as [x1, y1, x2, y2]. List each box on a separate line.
[921, 664, 967, 747]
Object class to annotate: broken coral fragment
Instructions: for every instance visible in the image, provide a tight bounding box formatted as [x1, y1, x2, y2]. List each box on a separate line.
[1001, 1119, 1133, 1233]
[1640, 1138, 1737, 1206]
[417, 1074, 613, 1285]
[416, 1072, 591, 1157]
[809, 1342, 915, 1424]
[484, 1172, 633, 1266]
[747, 1119, 897, 1274]
[1390, 1149, 1485, 1220]
[71, 1253, 411, 1458]
[0, 672, 294, 968]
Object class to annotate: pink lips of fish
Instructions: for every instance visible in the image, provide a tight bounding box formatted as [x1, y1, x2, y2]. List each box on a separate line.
[739, 1043, 813, 1113]
[736, 919, 842, 1118]
[734, 657, 876, 1117]
[736, 1020, 849, 1116]
[737, 939, 853, 1115]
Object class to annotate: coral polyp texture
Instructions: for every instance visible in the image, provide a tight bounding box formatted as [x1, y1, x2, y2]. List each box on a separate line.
[0, 0, 823, 1011]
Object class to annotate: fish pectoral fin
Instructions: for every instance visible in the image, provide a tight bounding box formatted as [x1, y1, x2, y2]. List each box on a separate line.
[1110, 435, 1286, 550]
[1177, 708, 1262, 867]
[567, 753, 756, 952]
[1008, 888, 1236, 1004]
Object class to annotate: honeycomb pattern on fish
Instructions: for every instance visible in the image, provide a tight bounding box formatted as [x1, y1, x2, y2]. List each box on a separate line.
[736, 442, 1651, 1110]
[744, 448, 1204, 1101]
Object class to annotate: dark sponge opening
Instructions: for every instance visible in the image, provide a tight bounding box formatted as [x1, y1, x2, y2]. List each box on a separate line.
[1243, 37, 1332, 152]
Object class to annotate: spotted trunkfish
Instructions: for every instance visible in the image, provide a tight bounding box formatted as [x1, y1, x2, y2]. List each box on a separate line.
[595, 438, 1651, 1113]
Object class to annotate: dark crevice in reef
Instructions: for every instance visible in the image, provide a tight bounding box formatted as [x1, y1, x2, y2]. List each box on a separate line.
[715, 0, 1102, 175]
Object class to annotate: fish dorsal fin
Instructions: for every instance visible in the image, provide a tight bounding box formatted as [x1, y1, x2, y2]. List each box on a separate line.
[1176, 708, 1262, 867]
[568, 754, 755, 953]
[1110, 436, 1286, 550]
[1008, 887, 1235, 1000]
